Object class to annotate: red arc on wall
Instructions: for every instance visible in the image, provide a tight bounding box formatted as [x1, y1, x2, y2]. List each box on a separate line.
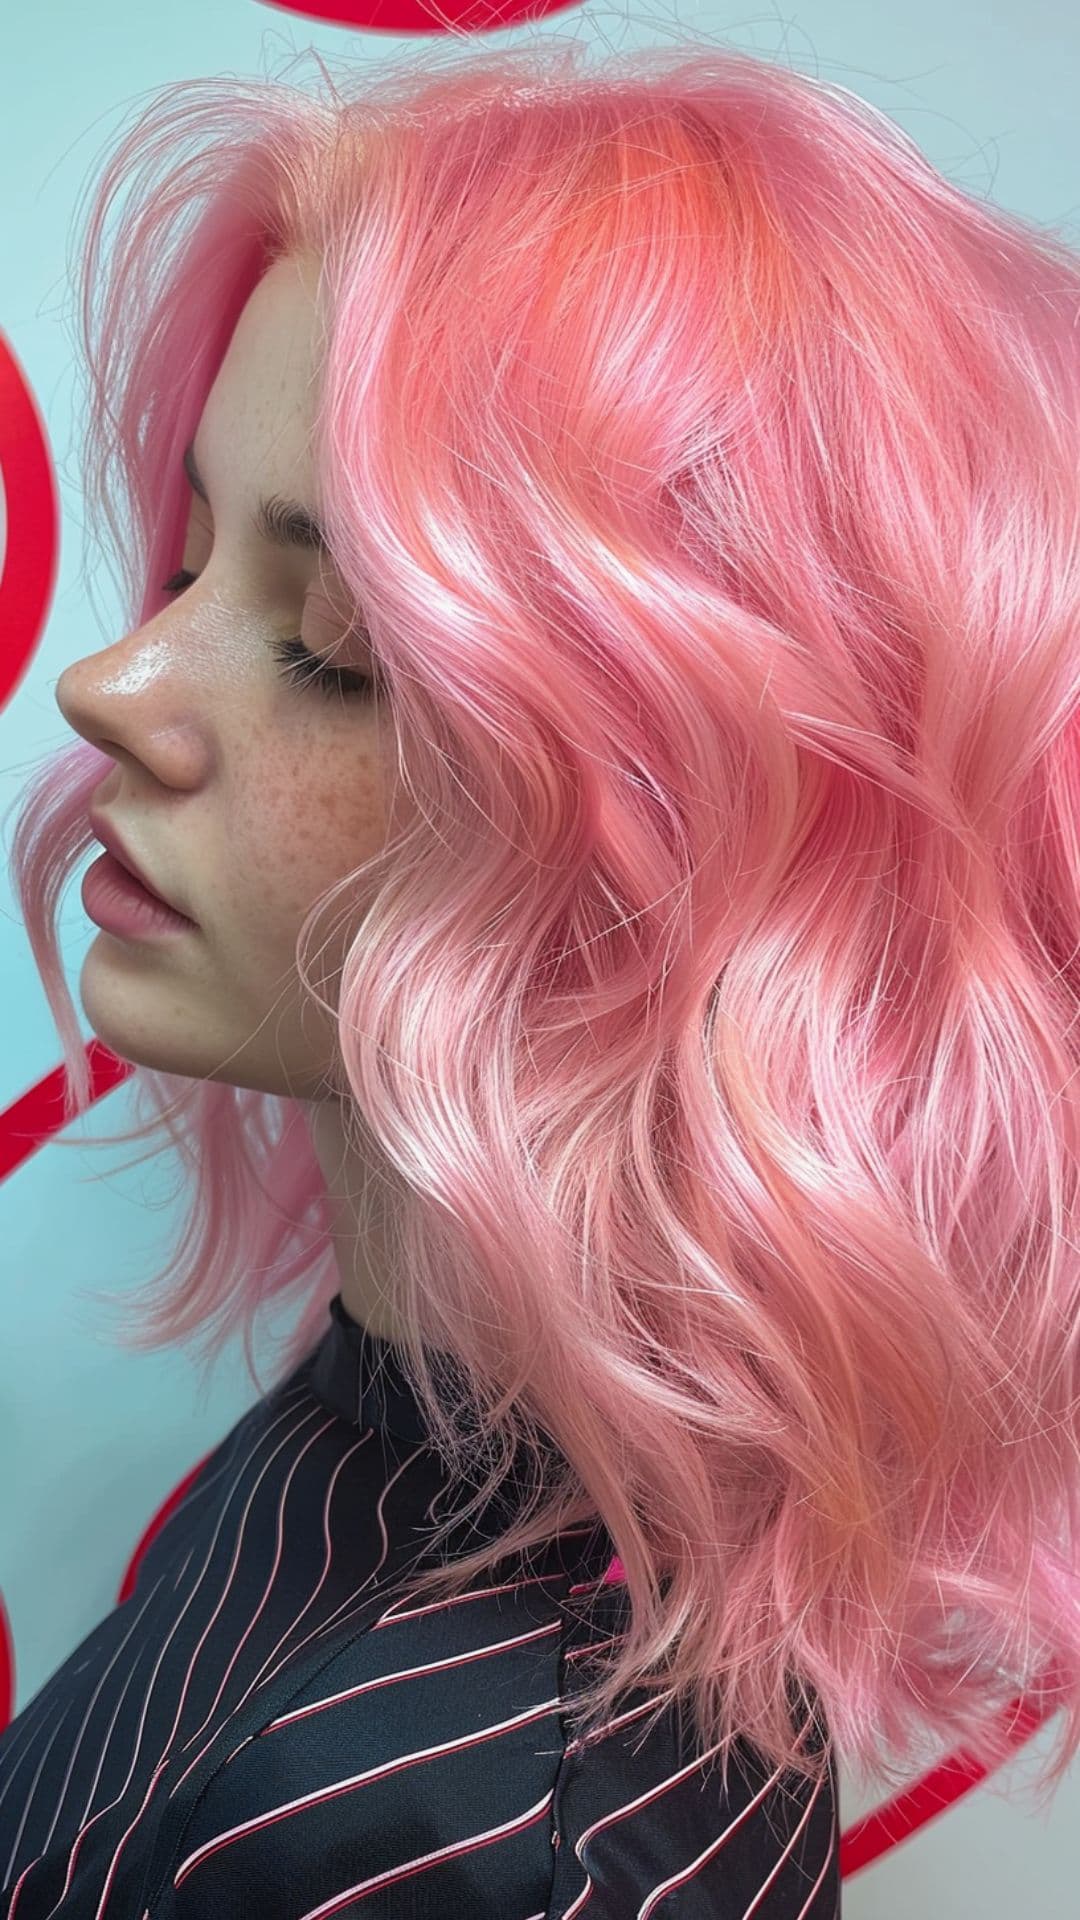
[0, 332, 58, 711]
[259, 0, 584, 31]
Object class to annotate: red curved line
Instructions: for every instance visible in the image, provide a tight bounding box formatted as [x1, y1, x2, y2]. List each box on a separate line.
[0, 1040, 131, 1180]
[840, 1667, 1063, 1874]
[0, 1590, 13, 1729]
[257, 0, 584, 31]
[0, 331, 59, 711]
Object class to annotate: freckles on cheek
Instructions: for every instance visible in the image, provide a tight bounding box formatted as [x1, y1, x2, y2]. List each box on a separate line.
[314, 747, 385, 833]
[225, 748, 317, 913]
[282, 759, 387, 902]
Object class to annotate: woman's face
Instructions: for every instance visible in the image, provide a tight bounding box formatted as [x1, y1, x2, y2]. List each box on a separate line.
[55, 252, 394, 1100]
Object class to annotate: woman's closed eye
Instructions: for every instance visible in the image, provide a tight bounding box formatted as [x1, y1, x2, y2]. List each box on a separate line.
[160, 568, 378, 702]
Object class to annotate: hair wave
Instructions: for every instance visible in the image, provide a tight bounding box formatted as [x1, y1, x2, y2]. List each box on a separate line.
[8, 32, 1080, 1806]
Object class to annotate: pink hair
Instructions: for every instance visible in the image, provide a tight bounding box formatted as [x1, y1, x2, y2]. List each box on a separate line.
[9, 33, 1080, 1806]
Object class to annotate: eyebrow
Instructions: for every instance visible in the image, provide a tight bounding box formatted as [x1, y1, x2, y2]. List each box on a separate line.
[183, 441, 328, 557]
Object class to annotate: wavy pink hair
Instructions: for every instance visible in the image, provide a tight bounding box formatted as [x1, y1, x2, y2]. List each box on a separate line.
[8, 34, 1080, 1806]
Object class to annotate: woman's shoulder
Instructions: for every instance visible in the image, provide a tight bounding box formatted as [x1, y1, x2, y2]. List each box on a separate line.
[148, 1528, 838, 1920]
[145, 1542, 574, 1918]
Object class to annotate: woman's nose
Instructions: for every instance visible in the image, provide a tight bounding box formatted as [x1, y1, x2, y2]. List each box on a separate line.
[54, 632, 210, 783]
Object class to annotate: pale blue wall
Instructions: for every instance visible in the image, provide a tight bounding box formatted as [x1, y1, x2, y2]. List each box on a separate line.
[2, 3, 1077, 1911]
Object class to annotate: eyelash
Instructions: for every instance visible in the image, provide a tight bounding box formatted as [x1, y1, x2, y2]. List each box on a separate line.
[159, 569, 376, 702]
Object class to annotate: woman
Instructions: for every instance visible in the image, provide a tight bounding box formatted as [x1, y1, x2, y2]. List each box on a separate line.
[5, 34, 1080, 1917]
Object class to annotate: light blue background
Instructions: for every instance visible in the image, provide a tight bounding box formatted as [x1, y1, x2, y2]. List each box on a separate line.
[2, 2, 1078, 1911]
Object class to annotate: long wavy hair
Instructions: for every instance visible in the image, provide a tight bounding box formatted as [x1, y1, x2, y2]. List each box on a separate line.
[8, 32, 1080, 1807]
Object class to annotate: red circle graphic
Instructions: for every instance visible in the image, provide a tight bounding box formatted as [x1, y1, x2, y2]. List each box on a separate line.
[258, 0, 585, 33]
[0, 332, 58, 713]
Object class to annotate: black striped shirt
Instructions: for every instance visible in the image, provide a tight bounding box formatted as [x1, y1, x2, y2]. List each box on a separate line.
[0, 1292, 841, 1916]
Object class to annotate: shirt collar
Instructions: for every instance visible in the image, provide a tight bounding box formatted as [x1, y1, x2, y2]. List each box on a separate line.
[308, 1292, 440, 1445]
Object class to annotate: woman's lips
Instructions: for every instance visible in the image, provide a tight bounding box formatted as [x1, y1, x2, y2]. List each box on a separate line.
[82, 850, 197, 939]
[86, 806, 194, 920]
